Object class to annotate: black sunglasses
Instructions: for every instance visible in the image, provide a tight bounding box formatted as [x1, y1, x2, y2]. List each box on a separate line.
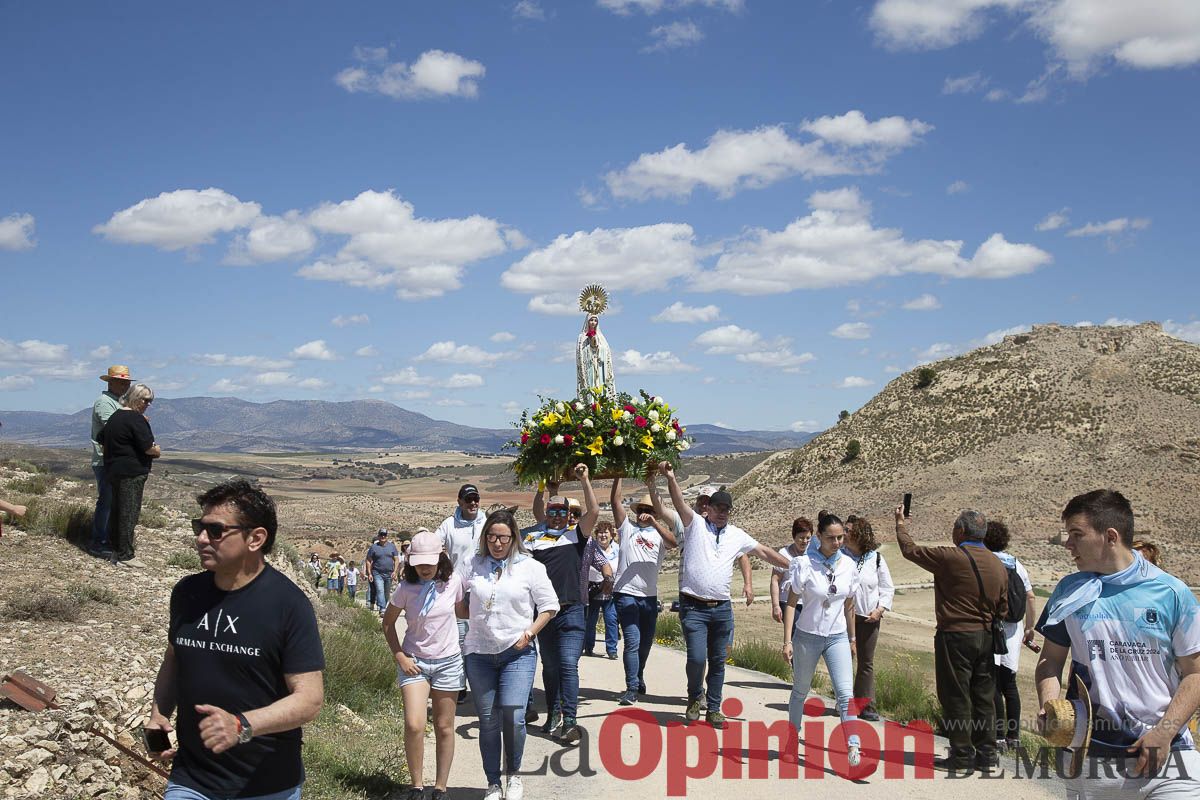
[191, 519, 251, 541]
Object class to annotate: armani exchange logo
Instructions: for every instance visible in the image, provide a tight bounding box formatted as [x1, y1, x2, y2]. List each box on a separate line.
[175, 608, 262, 657]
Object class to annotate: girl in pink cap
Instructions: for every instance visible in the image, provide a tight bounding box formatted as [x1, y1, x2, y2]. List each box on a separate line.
[382, 530, 464, 800]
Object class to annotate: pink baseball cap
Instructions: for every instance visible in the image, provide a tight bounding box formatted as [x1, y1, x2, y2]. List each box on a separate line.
[407, 531, 444, 566]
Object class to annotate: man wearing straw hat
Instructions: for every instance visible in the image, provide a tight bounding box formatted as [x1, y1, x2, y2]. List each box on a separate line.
[1035, 490, 1200, 798]
[88, 365, 132, 557]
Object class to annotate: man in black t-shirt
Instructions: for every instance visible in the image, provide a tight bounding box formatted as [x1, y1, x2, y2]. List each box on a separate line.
[146, 479, 325, 800]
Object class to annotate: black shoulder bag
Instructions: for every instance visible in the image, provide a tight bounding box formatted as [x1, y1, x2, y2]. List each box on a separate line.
[964, 548, 1008, 655]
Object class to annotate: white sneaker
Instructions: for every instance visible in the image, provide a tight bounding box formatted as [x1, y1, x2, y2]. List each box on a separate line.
[506, 775, 524, 800]
[484, 784, 503, 800]
[847, 743, 861, 768]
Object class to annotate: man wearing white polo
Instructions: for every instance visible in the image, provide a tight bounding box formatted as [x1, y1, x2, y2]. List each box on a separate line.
[658, 461, 793, 728]
[436, 483, 487, 703]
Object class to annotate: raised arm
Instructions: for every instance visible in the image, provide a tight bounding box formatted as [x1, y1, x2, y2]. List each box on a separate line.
[894, 505, 940, 572]
[750, 542, 793, 569]
[657, 461, 693, 528]
[647, 514, 677, 549]
[533, 481, 552, 525]
[575, 464, 599, 537]
[611, 477, 626, 528]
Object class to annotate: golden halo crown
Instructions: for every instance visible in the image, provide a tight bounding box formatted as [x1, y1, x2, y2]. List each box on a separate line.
[579, 285, 608, 315]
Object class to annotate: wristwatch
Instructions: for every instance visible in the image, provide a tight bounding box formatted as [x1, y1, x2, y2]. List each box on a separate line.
[234, 712, 253, 745]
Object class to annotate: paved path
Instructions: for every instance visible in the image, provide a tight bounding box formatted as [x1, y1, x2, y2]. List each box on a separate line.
[399, 618, 1067, 800]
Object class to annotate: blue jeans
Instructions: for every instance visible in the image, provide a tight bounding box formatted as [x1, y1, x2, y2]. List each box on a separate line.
[372, 572, 393, 611]
[584, 596, 618, 655]
[615, 593, 657, 693]
[788, 629, 859, 748]
[536, 603, 585, 722]
[680, 598, 733, 710]
[465, 645, 538, 786]
[165, 781, 302, 800]
[91, 464, 112, 550]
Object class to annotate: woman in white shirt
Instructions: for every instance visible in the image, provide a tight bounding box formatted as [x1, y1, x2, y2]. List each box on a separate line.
[783, 511, 863, 767]
[843, 515, 894, 722]
[456, 510, 559, 800]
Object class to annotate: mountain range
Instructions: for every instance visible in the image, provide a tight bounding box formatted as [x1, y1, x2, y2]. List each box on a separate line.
[0, 397, 816, 455]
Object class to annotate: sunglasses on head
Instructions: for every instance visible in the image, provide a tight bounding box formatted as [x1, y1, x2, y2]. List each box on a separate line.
[191, 519, 251, 541]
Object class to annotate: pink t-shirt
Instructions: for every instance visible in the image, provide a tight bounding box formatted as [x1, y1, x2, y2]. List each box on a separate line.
[389, 573, 465, 659]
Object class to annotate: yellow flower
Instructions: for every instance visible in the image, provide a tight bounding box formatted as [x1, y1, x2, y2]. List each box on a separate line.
[611, 408, 624, 423]
[593, 385, 605, 397]
[586, 436, 605, 456]
[541, 412, 560, 427]
[640, 433, 654, 450]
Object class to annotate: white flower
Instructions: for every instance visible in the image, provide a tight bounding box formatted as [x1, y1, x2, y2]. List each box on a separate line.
[651, 423, 662, 433]
[582, 418, 594, 428]
[666, 429, 677, 441]
[573, 402, 584, 411]
[652, 396, 664, 405]
[648, 410, 660, 421]
[613, 435, 625, 446]
[622, 411, 632, 420]
[677, 440, 690, 451]
[555, 402, 565, 413]
[554, 434, 564, 444]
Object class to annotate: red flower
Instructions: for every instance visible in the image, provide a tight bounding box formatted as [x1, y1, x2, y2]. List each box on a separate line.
[609, 428, 617, 436]
[586, 330, 596, 338]
[592, 403, 599, 411]
[563, 434, 574, 446]
[539, 434, 551, 445]
[521, 432, 530, 444]
[672, 420, 682, 432]
[623, 404, 636, 412]
[634, 416, 648, 428]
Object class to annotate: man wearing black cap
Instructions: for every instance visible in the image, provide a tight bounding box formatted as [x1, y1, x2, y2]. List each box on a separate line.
[659, 461, 793, 728]
[436, 483, 487, 702]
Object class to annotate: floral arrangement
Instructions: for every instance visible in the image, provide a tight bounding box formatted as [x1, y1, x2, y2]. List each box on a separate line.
[509, 388, 691, 484]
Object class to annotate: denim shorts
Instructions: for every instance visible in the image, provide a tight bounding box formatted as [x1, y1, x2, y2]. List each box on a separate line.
[398, 652, 465, 692]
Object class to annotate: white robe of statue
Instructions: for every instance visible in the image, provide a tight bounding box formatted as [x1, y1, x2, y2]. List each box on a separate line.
[576, 314, 615, 400]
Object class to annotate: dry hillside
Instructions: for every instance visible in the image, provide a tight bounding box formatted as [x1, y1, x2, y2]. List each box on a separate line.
[734, 322, 1200, 583]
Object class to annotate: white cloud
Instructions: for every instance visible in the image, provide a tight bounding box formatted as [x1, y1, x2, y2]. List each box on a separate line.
[300, 190, 519, 301]
[915, 323, 1033, 364]
[871, 1, 1200, 74]
[434, 398, 469, 407]
[698, 188, 1052, 293]
[618, 349, 698, 374]
[502, 224, 701, 311]
[736, 348, 815, 370]
[831, 322, 872, 340]
[0, 213, 36, 251]
[695, 324, 766, 355]
[916, 342, 958, 363]
[416, 341, 507, 366]
[1066, 217, 1151, 237]
[89, 345, 113, 359]
[1164, 320, 1200, 344]
[884, 364, 903, 374]
[224, 212, 315, 264]
[1036, 208, 1071, 231]
[444, 373, 485, 389]
[1101, 317, 1138, 327]
[490, 331, 517, 343]
[643, 20, 704, 52]
[332, 313, 370, 327]
[942, 72, 990, 94]
[0, 338, 69, 364]
[599, 0, 743, 13]
[380, 367, 484, 389]
[902, 293, 941, 311]
[502, 400, 524, 415]
[211, 372, 329, 391]
[209, 378, 245, 393]
[789, 420, 819, 432]
[367, 385, 385, 394]
[396, 389, 432, 400]
[0, 375, 34, 391]
[335, 48, 486, 100]
[297, 377, 329, 390]
[604, 111, 932, 201]
[979, 323, 1032, 346]
[195, 353, 294, 370]
[946, 180, 970, 195]
[653, 302, 721, 323]
[355, 345, 378, 357]
[837, 376, 873, 389]
[290, 340, 338, 361]
[94, 188, 262, 251]
[513, 0, 546, 20]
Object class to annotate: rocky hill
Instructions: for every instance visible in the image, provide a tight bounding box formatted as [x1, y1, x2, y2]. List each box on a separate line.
[734, 323, 1200, 583]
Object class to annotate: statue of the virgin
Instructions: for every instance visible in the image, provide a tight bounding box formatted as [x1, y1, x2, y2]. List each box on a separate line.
[576, 285, 615, 400]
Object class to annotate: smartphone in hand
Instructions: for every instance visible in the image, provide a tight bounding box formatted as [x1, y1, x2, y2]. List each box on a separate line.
[902, 493, 912, 518]
[141, 725, 171, 753]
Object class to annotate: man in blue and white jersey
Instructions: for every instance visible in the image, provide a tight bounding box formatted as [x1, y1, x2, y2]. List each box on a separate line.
[1035, 489, 1200, 799]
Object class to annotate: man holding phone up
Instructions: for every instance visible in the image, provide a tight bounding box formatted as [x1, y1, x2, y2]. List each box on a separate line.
[145, 480, 325, 800]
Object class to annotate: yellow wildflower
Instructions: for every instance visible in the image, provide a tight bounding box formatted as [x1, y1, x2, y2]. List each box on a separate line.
[640, 433, 654, 450]
[541, 412, 559, 427]
[586, 436, 605, 456]
[611, 408, 624, 423]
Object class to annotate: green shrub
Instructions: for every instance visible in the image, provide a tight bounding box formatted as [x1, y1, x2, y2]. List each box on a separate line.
[6, 473, 57, 495]
[728, 638, 791, 682]
[1, 459, 44, 474]
[319, 607, 397, 714]
[69, 584, 120, 606]
[4, 595, 80, 623]
[843, 440, 862, 462]
[138, 505, 170, 529]
[838, 410, 850, 421]
[655, 612, 682, 644]
[914, 367, 938, 389]
[16, 499, 92, 544]
[167, 550, 202, 571]
[874, 658, 942, 726]
[276, 537, 301, 569]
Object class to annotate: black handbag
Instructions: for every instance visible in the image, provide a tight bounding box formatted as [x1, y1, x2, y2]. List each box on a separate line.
[964, 548, 1008, 655]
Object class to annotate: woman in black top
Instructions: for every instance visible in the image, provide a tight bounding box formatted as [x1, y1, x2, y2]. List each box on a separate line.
[98, 383, 160, 566]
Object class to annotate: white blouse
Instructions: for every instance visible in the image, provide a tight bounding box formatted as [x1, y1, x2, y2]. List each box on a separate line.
[788, 552, 861, 638]
[844, 548, 895, 617]
[459, 555, 560, 655]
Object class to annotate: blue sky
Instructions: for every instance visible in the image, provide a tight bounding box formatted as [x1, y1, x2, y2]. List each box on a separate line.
[2, 1, 1198, 432]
